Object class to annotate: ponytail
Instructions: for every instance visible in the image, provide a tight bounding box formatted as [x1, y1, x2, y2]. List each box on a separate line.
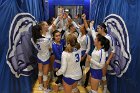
[96, 34, 110, 51]
[32, 24, 43, 43]
[99, 23, 107, 33]
[65, 34, 80, 52]
[103, 37, 110, 51]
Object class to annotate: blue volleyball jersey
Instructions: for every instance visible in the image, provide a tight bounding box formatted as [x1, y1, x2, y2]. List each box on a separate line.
[52, 39, 65, 61]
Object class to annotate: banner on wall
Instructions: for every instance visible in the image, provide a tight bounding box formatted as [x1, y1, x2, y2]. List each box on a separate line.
[104, 14, 131, 77]
[6, 13, 36, 78]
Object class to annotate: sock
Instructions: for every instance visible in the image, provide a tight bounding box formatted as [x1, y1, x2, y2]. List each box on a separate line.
[91, 90, 97, 93]
[103, 85, 107, 93]
[38, 84, 43, 90]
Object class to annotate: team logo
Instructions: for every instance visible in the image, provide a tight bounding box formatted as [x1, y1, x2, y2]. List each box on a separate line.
[6, 13, 36, 78]
[104, 14, 131, 77]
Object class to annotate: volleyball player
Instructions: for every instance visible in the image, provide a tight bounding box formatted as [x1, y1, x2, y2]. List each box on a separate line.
[83, 13, 115, 93]
[52, 30, 65, 93]
[87, 34, 110, 93]
[56, 34, 82, 93]
[31, 21, 52, 93]
[70, 18, 91, 70]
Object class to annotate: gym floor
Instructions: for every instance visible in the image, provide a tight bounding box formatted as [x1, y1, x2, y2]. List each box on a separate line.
[32, 80, 107, 93]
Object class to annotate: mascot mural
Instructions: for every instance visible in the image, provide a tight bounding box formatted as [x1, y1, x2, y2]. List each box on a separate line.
[6, 13, 36, 78]
[104, 14, 131, 77]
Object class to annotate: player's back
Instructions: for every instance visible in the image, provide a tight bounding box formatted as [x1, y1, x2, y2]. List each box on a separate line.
[63, 49, 82, 80]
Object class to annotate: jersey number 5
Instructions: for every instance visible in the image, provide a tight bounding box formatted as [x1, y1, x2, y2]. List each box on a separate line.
[75, 54, 80, 62]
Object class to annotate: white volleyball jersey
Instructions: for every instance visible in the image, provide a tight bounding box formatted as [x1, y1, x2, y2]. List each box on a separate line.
[90, 48, 106, 69]
[56, 49, 82, 80]
[72, 21, 91, 54]
[31, 32, 52, 62]
[36, 37, 51, 62]
[77, 34, 90, 54]
[105, 34, 115, 56]
[88, 27, 115, 57]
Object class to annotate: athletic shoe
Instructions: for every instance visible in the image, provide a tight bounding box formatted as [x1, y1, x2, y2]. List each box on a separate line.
[38, 84, 44, 91]
[43, 88, 51, 93]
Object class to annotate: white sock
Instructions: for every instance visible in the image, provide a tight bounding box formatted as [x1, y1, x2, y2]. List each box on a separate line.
[91, 90, 97, 93]
[103, 85, 107, 93]
[38, 84, 43, 90]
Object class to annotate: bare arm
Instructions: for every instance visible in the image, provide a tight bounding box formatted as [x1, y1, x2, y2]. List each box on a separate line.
[56, 52, 68, 76]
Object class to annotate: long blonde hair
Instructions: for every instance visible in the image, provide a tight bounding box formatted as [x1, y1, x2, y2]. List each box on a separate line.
[65, 34, 80, 52]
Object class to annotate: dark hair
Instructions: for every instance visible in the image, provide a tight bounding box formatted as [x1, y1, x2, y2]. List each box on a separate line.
[65, 34, 80, 52]
[52, 30, 61, 40]
[99, 23, 107, 33]
[77, 14, 81, 18]
[68, 24, 74, 29]
[96, 34, 110, 51]
[47, 18, 53, 26]
[80, 24, 88, 34]
[68, 13, 72, 18]
[32, 24, 44, 43]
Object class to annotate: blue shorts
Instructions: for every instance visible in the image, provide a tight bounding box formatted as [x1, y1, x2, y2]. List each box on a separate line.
[81, 50, 86, 57]
[90, 68, 102, 80]
[53, 61, 61, 69]
[37, 58, 50, 65]
[63, 76, 79, 85]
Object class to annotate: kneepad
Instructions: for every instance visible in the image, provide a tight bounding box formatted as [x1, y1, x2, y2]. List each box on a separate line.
[102, 76, 106, 81]
[43, 75, 48, 81]
[38, 71, 43, 76]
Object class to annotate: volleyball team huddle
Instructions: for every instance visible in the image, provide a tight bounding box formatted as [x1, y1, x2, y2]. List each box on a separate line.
[31, 12, 115, 93]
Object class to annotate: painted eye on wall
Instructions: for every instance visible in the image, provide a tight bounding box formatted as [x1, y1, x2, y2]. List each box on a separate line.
[16, 39, 22, 47]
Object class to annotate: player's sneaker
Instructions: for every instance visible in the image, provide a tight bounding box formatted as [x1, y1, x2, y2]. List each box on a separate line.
[44, 88, 51, 93]
[38, 84, 44, 91]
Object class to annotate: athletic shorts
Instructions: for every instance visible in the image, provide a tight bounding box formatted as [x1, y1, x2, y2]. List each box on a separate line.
[37, 58, 50, 65]
[63, 76, 79, 85]
[81, 50, 86, 57]
[53, 61, 61, 69]
[90, 68, 102, 80]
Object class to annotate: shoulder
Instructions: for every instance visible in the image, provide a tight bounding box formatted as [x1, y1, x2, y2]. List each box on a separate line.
[73, 49, 81, 54]
[36, 38, 44, 43]
[52, 42, 57, 48]
[61, 39, 65, 43]
[105, 34, 112, 40]
[100, 49, 106, 55]
[86, 34, 90, 37]
[52, 42, 56, 45]
[62, 51, 70, 57]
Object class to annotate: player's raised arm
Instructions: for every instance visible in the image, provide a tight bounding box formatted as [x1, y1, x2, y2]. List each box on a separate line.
[82, 14, 89, 30]
[90, 21, 97, 40]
